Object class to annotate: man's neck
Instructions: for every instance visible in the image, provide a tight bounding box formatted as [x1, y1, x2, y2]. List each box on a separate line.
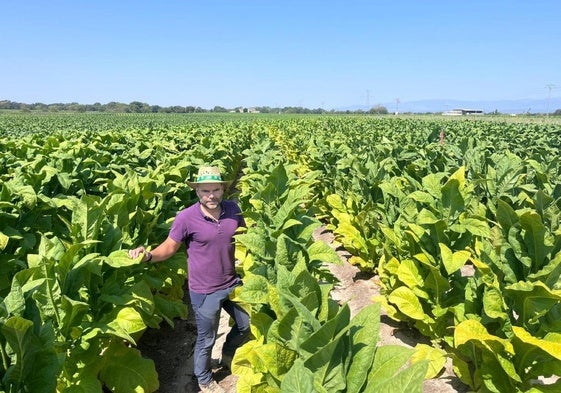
[200, 203, 222, 220]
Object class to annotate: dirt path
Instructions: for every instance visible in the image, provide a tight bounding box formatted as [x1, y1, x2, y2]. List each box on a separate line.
[138, 227, 469, 393]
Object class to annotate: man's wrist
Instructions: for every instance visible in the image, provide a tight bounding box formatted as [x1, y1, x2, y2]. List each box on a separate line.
[145, 251, 153, 262]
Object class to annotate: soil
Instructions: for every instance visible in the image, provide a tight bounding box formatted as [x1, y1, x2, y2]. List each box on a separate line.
[137, 227, 470, 393]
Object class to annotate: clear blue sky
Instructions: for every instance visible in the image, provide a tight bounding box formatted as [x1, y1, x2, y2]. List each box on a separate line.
[1, 0, 559, 110]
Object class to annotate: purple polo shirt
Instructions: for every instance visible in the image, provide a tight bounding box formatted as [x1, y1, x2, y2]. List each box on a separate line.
[169, 200, 245, 294]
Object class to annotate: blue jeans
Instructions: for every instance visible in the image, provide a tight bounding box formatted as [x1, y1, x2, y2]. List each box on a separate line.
[190, 283, 250, 385]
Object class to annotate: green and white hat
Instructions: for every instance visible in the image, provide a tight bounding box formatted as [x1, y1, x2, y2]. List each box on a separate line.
[186, 166, 232, 189]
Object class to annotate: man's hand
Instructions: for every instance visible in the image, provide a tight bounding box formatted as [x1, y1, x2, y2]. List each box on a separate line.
[128, 246, 148, 260]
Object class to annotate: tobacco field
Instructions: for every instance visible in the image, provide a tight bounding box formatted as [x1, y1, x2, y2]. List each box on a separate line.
[1, 112, 561, 393]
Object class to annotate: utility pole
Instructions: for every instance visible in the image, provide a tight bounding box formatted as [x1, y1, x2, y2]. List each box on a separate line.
[366, 90, 370, 109]
[395, 98, 400, 115]
[546, 84, 555, 116]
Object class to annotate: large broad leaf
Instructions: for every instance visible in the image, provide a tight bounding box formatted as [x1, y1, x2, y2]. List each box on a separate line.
[0, 316, 62, 393]
[520, 211, 551, 271]
[504, 281, 561, 329]
[388, 286, 425, 320]
[456, 216, 492, 238]
[439, 243, 470, 275]
[95, 306, 147, 344]
[299, 304, 351, 358]
[528, 251, 561, 290]
[411, 343, 447, 379]
[152, 293, 188, 327]
[237, 231, 270, 261]
[9, 182, 37, 209]
[274, 233, 302, 270]
[280, 359, 315, 392]
[234, 341, 297, 382]
[269, 308, 312, 353]
[396, 258, 424, 289]
[511, 326, 561, 380]
[365, 360, 427, 393]
[365, 345, 426, 393]
[272, 188, 308, 231]
[104, 249, 143, 268]
[482, 287, 509, 321]
[234, 273, 270, 305]
[303, 337, 347, 393]
[454, 319, 520, 383]
[496, 199, 519, 234]
[307, 240, 342, 265]
[59, 295, 91, 337]
[3, 273, 27, 316]
[288, 270, 321, 313]
[346, 304, 381, 393]
[422, 172, 446, 199]
[114, 306, 147, 335]
[278, 290, 322, 333]
[99, 340, 159, 393]
[441, 167, 466, 215]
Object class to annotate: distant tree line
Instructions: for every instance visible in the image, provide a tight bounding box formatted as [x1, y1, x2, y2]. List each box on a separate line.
[0, 100, 390, 115]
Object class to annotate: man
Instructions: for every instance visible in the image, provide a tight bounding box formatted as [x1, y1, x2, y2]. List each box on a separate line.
[129, 166, 250, 393]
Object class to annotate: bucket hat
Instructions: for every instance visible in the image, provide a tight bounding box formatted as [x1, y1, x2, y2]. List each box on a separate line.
[186, 166, 232, 189]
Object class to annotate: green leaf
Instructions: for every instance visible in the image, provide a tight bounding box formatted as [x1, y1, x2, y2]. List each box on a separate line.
[300, 304, 351, 357]
[99, 341, 159, 393]
[104, 249, 142, 268]
[408, 190, 435, 204]
[396, 259, 424, 289]
[422, 172, 446, 199]
[60, 295, 91, 336]
[441, 168, 465, 215]
[303, 337, 347, 392]
[270, 308, 311, 352]
[0, 316, 62, 393]
[455, 319, 513, 353]
[307, 240, 342, 265]
[388, 286, 425, 320]
[416, 209, 439, 225]
[458, 216, 491, 238]
[504, 281, 561, 329]
[512, 326, 561, 378]
[439, 243, 470, 275]
[237, 232, 269, 260]
[520, 211, 550, 271]
[496, 199, 519, 233]
[107, 307, 147, 344]
[454, 319, 520, 383]
[280, 359, 315, 392]
[346, 304, 381, 393]
[482, 287, 508, 321]
[411, 343, 447, 379]
[236, 341, 297, 381]
[236, 274, 270, 304]
[366, 345, 414, 386]
[365, 360, 427, 393]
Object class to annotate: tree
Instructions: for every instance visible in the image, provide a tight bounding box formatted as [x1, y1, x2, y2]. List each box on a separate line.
[369, 105, 388, 114]
[128, 101, 150, 113]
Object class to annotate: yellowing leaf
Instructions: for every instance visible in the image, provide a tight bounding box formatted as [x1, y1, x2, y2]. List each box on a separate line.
[412, 343, 447, 379]
[439, 243, 470, 275]
[388, 286, 425, 320]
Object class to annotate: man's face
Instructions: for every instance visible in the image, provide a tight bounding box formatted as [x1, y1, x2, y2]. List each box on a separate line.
[196, 183, 224, 210]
